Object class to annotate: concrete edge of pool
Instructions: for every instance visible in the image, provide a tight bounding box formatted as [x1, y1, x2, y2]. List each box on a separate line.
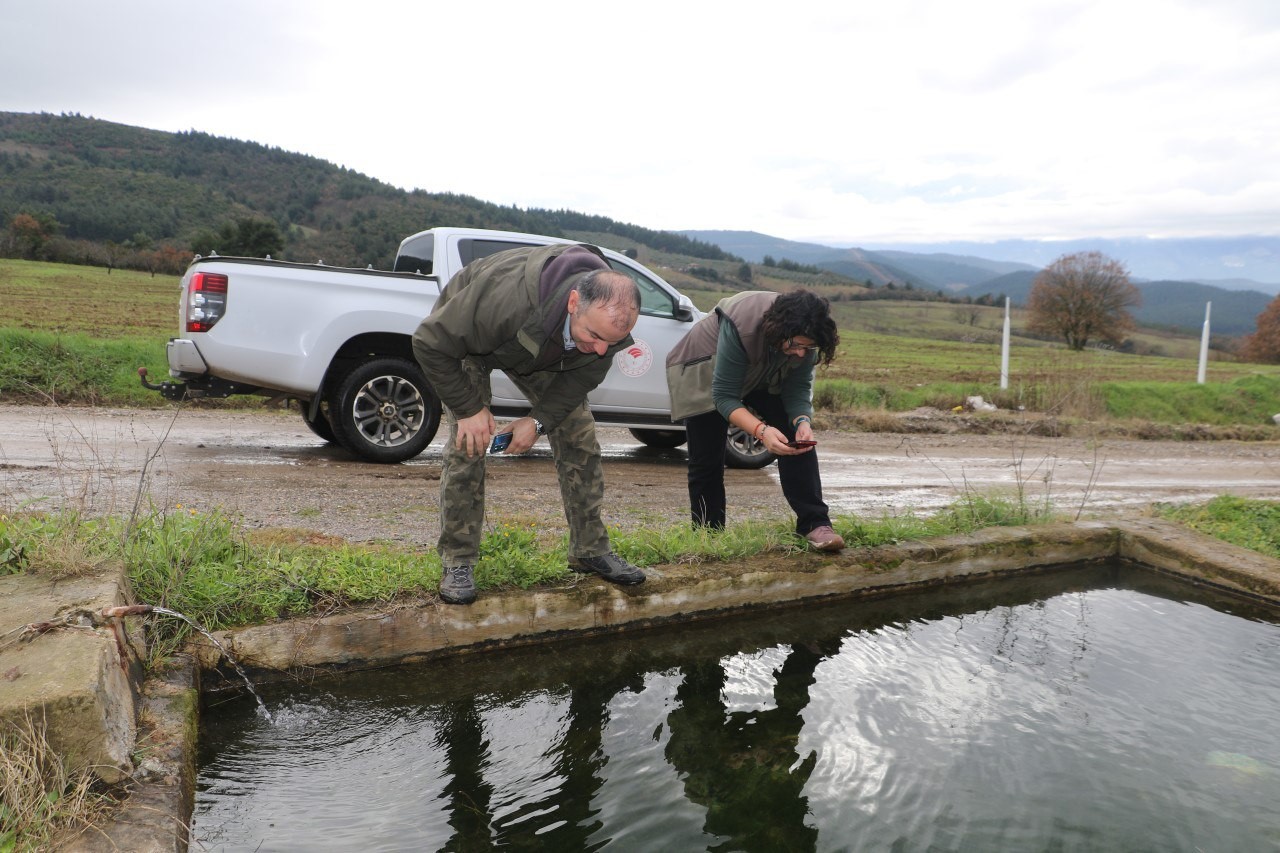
[10, 518, 1278, 851]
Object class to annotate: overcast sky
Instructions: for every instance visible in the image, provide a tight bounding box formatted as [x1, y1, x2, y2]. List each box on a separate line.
[3, 0, 1278, 246]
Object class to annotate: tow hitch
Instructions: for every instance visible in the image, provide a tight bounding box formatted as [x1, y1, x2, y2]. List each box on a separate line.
[138, 367, 261, 401]
[137, 366, 189, 400]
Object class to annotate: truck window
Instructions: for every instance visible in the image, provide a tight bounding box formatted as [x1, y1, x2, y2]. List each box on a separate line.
[394, 234, 435, 274]
[608, 260, 676, 319]
[458, 238, 538, 266]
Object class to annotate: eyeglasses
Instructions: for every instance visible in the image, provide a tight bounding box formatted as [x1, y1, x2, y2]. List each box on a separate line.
[783, 338, 819, 353]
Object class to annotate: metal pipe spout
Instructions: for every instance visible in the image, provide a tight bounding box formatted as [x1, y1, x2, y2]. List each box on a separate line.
[100, 604, 156, 619]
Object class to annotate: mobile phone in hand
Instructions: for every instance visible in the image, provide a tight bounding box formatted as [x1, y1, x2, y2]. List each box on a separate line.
[489, 431, 513, 453]
[787, 439, 817, 448]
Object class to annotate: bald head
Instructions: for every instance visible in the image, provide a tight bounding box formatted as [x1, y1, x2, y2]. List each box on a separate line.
[578, 269, 641, 325]
[567, 270, 640, 355]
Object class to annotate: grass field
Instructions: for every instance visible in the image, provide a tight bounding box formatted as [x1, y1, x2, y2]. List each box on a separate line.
[0, 258, 178, 336]
[2, 257, 1278, 422]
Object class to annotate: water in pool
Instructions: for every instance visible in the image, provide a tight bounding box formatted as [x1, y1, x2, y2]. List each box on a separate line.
[194, 562, 1280, 851]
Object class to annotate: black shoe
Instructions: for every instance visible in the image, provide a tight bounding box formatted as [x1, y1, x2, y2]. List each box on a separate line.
[440, 565, 476, 604]
[569, 552, 646, 585]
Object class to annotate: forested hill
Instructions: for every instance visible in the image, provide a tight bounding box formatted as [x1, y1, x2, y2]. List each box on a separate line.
[0, 111, 734, 270]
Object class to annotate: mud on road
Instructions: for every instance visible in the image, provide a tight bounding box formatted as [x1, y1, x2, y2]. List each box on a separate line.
[1, 405, 1278, 548]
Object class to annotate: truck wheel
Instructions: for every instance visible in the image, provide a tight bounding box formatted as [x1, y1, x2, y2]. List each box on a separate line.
[326, 358, 441, 463]
[724, 425, 776, 469]
[628, 428, 687, 449]
[300, 401, 337, 444]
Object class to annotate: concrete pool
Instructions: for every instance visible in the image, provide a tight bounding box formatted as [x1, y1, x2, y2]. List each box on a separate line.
[12, 518, 1280, 849]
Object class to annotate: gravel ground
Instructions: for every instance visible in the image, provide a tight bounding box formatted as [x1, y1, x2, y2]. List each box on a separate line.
[2, 405, 1278, 548]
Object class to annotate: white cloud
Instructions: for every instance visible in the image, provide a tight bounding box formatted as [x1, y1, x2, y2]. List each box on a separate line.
[2, 0, 1279, 244]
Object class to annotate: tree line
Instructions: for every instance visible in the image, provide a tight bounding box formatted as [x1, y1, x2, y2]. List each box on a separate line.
[0, 112, 735, 273]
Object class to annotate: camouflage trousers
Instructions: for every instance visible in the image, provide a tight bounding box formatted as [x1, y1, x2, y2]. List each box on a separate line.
[437, 359, 610, 568]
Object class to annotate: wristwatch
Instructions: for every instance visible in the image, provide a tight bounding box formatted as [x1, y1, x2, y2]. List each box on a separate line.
[532, 418, 545, 436]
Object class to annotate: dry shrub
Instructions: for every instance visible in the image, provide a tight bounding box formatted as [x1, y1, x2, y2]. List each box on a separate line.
[0, 714, 112, 850]
[916, 390, 970, 411]
[1013, 350, 1109, 420]
[1029, 373, 1106, 419]
[26, 537, 121, 579]
[246, 528, 348, 549]
[848, 410, 909, 433]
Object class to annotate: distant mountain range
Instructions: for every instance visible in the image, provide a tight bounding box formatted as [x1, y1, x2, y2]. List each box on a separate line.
[863, 236, 1280, 293]
[683, 230, 1280, 291]
[682, 230, 1278, 335]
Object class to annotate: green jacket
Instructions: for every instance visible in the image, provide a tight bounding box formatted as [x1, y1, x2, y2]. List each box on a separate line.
[666, 291, 815, 422]
[412, 243, 634, 430]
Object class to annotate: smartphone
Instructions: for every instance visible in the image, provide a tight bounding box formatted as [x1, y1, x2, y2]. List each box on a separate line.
[787, 439, 817, 449]
[489, 431, 513, 453]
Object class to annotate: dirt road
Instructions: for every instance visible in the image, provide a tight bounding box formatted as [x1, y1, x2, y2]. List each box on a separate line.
[2, 405, 1277, 546]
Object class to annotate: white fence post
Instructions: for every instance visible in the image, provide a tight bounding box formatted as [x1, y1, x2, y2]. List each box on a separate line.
[1000, 297, 1011, 390]
[1197, 302, 1211, 384]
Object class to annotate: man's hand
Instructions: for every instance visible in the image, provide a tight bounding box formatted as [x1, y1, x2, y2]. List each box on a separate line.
[504, 416, 541, 455]
[456, 408, 497, 458]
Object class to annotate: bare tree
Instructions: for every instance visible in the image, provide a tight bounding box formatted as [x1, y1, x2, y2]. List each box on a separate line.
[953, 305, 982, 327]
[1027, 251, 1140, 351]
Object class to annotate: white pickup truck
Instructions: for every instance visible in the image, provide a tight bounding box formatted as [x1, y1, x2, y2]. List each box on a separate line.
[142, 227, 771, 468]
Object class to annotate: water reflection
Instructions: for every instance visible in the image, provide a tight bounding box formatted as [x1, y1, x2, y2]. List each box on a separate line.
[195, 563, 1280, 851]
[664, 639, 833, 851]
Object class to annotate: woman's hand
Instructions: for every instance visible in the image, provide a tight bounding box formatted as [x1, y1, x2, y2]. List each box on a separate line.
[759, 424, 813, 455]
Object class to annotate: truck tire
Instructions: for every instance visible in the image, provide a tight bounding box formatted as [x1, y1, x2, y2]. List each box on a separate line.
[724, 425, 776, 469]
[300, 401, 337, 444]
[326, 357, 441, 463]
[628, 428, 687, 449]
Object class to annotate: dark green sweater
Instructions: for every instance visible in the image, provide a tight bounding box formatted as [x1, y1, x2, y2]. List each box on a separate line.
[711, 318, 815, 421]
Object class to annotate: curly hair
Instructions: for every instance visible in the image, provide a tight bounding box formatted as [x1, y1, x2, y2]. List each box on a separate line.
[760, 289, 839, 366]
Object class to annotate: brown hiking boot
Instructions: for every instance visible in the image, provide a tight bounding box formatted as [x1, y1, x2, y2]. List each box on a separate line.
[805, 525, 845, 552]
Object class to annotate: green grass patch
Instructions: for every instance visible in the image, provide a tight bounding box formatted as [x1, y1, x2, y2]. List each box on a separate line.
[7, 493, 1278, 671]
[1154, 496, 1280, 560]
[1099, 374, 1280, 426]
[0, 327, 169, 405]
[824, 327, 1279, 391]
[813, 349, 1280, 425]
[0, 258, 177, 337]
[476, 522, 571, 588]
[2, 490, 1055, 660]
[814, 378, 997, 412]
